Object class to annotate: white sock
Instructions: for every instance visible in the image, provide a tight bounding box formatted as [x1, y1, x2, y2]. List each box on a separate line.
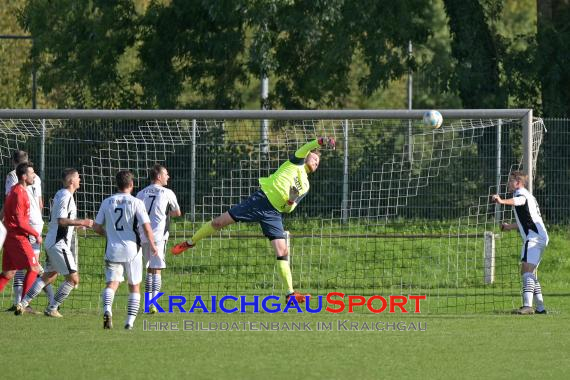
[126, 293, 141, 327]
[145, 273, 153, 296]
[21, 278, 46, 307]
[534, 280, 545, 311]
[522, 272, 536, 307]
[152, 274, 162, 299]
[49, 281, 74, 310]
[102, 288, 115, 315]
[13, 270, 25, 304]
[43, 283, 55, 305]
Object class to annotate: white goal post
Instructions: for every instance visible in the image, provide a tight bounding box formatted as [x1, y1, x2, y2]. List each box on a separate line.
[0, 108, 543, 313]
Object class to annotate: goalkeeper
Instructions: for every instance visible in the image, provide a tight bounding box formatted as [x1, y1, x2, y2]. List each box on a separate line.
[172, 137, 335, 303]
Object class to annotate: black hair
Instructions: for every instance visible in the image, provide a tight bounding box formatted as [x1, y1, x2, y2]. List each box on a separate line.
[15, 162, 32, 180]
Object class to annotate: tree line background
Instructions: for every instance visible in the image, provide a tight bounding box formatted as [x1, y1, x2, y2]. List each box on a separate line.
[1, 0, 569, 116]
[0, 0, 569, 224]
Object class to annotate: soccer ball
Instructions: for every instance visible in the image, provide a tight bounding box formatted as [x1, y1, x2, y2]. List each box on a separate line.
[423, 110, 443, 129]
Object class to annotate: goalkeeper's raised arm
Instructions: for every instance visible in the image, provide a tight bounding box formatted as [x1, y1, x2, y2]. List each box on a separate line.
[171, 137, 335, 303]
[259, 137, 335, 213]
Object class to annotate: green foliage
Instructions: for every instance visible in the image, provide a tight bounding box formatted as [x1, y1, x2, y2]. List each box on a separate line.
[270, 0, 353, 108]
[536, 1, 570, 117]
[493, 0, 540, 110]
[18, 0, 139, 108]
[137, 0, 248, 108]
[0, 0, 33, 108]
[412, 0, 462, 109]
[14, 0, 434, 109]
[269, 0, 432, 108]
[350, 1, 432, 97]
[502, 35, 541, 110]
[4, 0, 569, 114]
[442, 0, 506, 108]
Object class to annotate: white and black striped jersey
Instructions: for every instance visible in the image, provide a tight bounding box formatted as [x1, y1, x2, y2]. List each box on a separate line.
[95, 193, 150, 262]
[44, 189, 77, 249]
[136, 184, 180, 243]
[6, 170, 43, 226]
[512, 188, 548, 243]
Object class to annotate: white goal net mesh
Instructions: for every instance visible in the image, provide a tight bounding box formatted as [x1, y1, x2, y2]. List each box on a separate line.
[0, 113, 545, 313]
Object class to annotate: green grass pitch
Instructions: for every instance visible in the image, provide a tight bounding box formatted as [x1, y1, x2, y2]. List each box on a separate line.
[1, 299, 570, 379]
[1, 224, 569, 378]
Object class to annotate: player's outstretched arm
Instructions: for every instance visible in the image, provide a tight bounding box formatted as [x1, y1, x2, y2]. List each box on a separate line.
[491, 194, 526, 206]
[491, 194, 516, 206]
[293, 137, 336, 159]
[58, 218, 94, 228]
[500, 223, 517, 231]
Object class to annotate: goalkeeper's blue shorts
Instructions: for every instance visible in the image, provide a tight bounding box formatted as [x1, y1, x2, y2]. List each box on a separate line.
[228, 190, 285, 240]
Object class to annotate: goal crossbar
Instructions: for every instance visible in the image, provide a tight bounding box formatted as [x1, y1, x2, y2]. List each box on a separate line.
[0, 109, 532, 120]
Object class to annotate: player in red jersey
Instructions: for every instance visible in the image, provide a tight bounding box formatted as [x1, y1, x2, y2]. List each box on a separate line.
[0, 162, 43, 298]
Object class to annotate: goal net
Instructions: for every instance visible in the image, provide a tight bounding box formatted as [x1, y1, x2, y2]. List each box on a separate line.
[0, 110, 545, 313]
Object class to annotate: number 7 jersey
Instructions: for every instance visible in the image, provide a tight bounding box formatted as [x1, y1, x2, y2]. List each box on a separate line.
[136, 184, 180, 243]
[95, 193, 150, 262]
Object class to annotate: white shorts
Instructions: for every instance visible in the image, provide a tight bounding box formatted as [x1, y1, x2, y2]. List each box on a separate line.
[105, 254, 143, 285]
[142, 241, 167, 269]
[45, 241, 77, 275]
[29, 224, 44, 253]
[521, 237, 547, 266]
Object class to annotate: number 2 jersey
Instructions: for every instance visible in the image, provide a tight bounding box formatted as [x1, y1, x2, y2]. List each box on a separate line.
[512, 187, 548, 244]
[95, 193, 150, 262]
[136, 184, 180, 244]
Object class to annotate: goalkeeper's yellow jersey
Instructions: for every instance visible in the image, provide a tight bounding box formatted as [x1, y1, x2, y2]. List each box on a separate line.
[259, 140, 319, 213]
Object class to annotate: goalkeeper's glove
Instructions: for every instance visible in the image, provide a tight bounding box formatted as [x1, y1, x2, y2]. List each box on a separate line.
[318, 137, 336, 150]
